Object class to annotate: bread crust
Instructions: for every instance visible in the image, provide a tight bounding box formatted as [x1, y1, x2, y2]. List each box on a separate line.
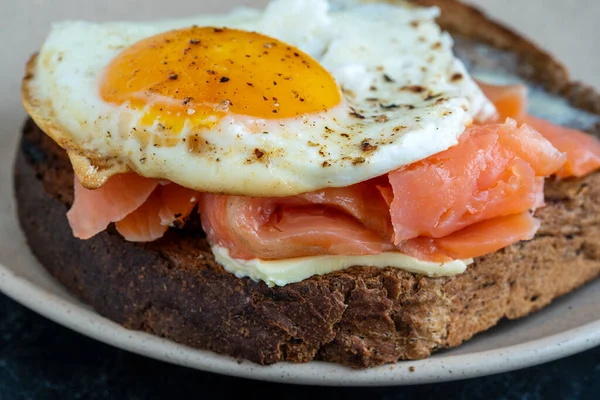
[14, 0, 600, 368]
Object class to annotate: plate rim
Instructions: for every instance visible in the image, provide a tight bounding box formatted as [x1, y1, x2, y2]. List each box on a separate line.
[2, 259, 600, 386]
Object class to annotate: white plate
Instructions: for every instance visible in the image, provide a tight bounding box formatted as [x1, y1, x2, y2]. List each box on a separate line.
[2, 0, 600, 387]
[2, 214, 600, 386]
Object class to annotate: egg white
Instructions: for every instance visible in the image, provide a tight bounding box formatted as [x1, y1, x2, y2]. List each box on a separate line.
[23, 0, 496, 196]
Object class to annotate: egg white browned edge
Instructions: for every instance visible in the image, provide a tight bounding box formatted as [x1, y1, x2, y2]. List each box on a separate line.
[22, 55, 130, 189]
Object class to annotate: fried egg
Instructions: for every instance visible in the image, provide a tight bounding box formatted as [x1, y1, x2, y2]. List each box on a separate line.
[22, 0, 495, 196]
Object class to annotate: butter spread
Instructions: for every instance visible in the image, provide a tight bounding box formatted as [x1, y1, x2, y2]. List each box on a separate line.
[212, 246, 473, 287]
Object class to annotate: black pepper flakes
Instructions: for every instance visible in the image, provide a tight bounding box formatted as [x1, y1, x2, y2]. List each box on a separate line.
[424, 93, 442, 101]
[352, 157, 366, 165]
[206, 70, 217, 75]
[254, 148, 265, 159]
[451, 73, 463, 82]
[322, 161, 331, 167]
[220, 76, 230, 83]
[361, 140, 377, 152]
[380, 103, 399, 109]
[217, 99, 232, 110]
[213, 28, 224, 33]
[350, 109, 365, 119]
[189, 39, 201, 45]
[168, 73, 178, 80]
[402, 85, 425, 93]
[383, 74, 395, 83]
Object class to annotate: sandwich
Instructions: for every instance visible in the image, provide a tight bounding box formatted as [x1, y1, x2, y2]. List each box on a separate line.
[16, 0, 600, 369]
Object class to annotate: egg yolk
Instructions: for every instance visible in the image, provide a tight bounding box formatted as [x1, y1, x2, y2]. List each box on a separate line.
[101, 27, 341, 130]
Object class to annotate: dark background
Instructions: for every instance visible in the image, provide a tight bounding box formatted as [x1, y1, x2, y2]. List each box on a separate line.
[1, 294, 599, 400]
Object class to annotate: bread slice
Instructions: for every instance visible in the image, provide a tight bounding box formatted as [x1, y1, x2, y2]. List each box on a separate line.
[14, 0, 600, 369]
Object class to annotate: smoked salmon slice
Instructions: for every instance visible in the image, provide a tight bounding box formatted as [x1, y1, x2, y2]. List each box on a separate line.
[478, 81, 600, 178]
[67, 173, 197, 242]
[115, 189, 167, 242]
[523, 115, 600, 178]
[201, 120, 563, 261]
[387, 120, 564, 243]
[67, 173, 159, 239]
[200, 180, 394, 260]
[116, 183, 198, 242]
[476, 81, 527, 121]
[399, 212, 540, 262]
[157, 183, 199, 228]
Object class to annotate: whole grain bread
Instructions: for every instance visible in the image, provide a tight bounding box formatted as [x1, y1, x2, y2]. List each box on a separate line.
[14, 0, 600, 369]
